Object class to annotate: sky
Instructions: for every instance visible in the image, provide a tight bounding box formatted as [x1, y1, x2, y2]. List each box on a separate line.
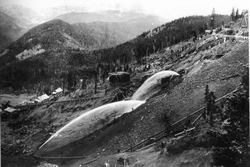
[0, 0, 249, 20]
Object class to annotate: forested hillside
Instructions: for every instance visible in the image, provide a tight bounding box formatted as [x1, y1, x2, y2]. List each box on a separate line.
[0, 15, 231, 93]
[96, 15, 231, 66]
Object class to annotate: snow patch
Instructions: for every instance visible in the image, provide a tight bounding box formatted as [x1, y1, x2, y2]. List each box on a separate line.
[0, 49, 9, 57]
[15, 45, 45, 60]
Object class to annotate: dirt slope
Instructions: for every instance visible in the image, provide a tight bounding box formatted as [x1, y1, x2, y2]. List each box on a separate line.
[37, 36, 248, 166]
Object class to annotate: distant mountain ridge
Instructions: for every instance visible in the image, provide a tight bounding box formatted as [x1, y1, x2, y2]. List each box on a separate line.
[0, 5, 43, 51]
[0, 12, 26, 50]
[0, 11, 166, 54]
[39, 6, 88, 21]
[0, 5, 166, 51]
[72, 15, 165, 49]
[0, 5, 42, 26]
[55, 11, 161, 24]
[0, 15, 165, 65]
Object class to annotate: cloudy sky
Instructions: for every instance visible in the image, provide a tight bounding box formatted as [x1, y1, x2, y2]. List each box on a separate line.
[1, 0, 249, 20]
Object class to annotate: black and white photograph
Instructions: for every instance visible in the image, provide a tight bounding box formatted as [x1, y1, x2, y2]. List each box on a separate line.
[0, 0, 249, 166]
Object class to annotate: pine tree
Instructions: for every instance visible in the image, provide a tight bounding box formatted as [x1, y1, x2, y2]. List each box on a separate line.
[241, 10, 244, 19]
[204, 85, 216, 126]
[204, 85, 210, 119]
[67, 72, 73, 91]
[208, 91, 216, 126]
[231, 8, 236, 21]
[235, 8, 239, 20]
[210, 8, 216, 29]
[94, 70, 98, 94]
[212, 69, 249, 167]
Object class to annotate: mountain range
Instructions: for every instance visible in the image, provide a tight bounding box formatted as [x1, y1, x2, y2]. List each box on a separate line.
[0, 14, 165, 63]
[0, 5, 168, 91]
[0, 5, 166, 51]
[55, 10, 164, 24]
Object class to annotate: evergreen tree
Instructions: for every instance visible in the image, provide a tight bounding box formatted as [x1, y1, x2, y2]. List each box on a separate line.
[94, 71, 98, 94]
[235, 8, 239, 20]
[204, 85, 216, 126]
[212, 69, 249, 167]
[241, 10, 244, 18]
[231, 8, 236, 21]
[67, 71, 73, 91]
[210, 8, 216, 29]
[208, 91, 216, 126]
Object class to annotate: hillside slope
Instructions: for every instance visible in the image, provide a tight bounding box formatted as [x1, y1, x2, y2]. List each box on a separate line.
[0, 19, 83, 65]
[0, 12, 25, 51]
[35, 32, 249, 162]
[73, 15, 165, 49]
[0, 19, 99, 91]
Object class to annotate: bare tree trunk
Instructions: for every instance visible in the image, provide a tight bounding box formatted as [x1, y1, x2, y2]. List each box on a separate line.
[62, 78, 65, 94]
[94, 72, 97, 94]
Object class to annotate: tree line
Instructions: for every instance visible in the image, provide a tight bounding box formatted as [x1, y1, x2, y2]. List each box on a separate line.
[0, 14, 231, 93]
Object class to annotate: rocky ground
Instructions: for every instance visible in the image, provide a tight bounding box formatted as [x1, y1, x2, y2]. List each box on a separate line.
[1, 25, 248, 167]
